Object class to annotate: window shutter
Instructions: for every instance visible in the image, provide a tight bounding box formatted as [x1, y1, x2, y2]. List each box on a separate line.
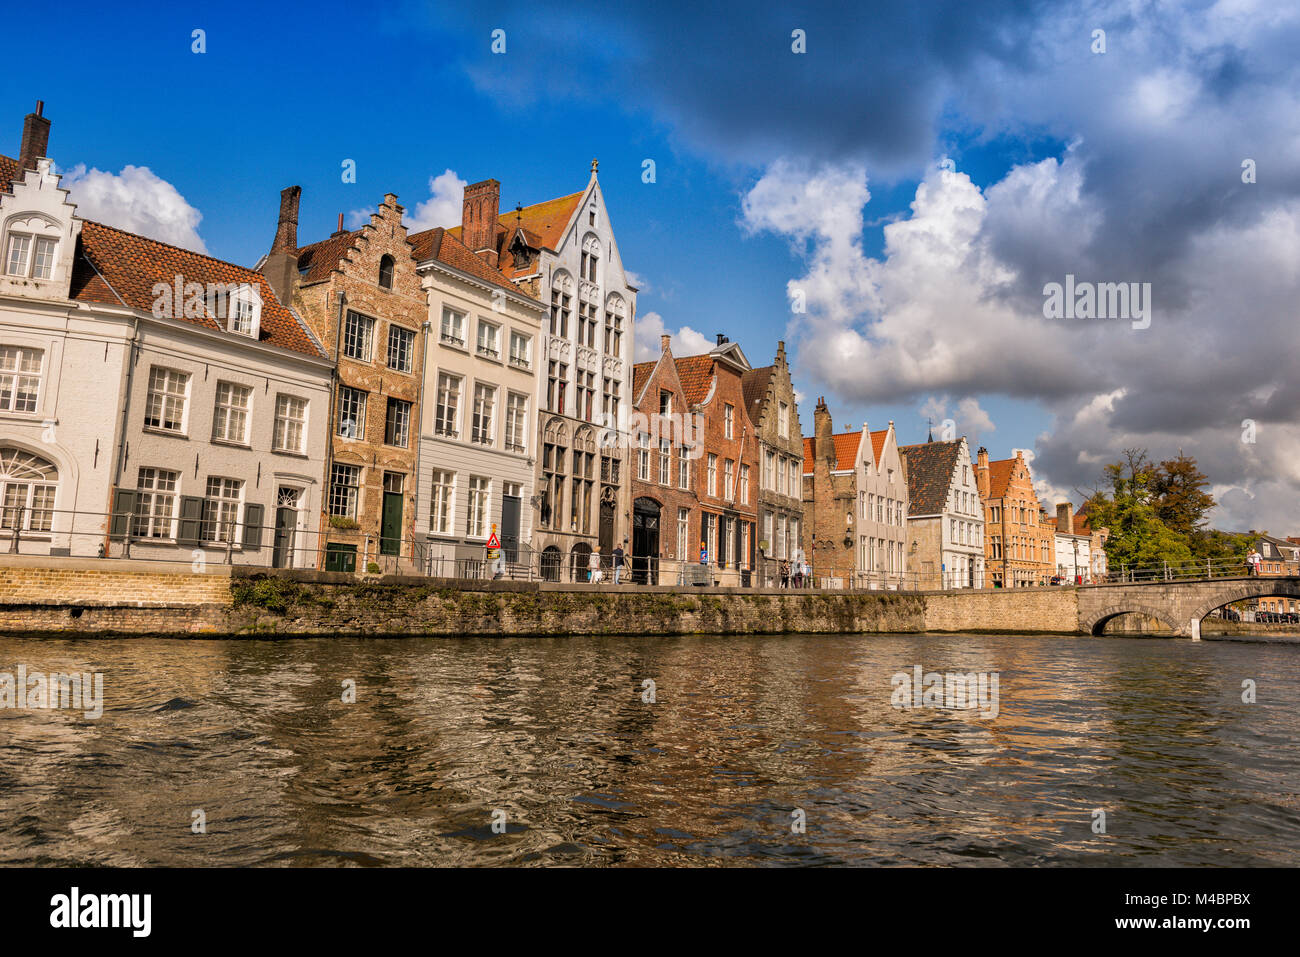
[109, 489, 137, 540]
[243, 504, 264, 549]
[178, 496, 204, 547]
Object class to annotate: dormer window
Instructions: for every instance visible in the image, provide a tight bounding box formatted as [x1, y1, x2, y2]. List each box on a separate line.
[378, 255, 395, 290]
[226, 284, 262, 338]
[5, 233, 57, 280]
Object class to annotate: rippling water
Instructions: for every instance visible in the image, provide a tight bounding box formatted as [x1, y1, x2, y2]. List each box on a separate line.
[1, 634, 1297, 866]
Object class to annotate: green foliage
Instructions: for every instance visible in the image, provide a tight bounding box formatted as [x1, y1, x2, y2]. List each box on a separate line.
[1086, 448, 1243, 571]
[231, 576, 305, 614]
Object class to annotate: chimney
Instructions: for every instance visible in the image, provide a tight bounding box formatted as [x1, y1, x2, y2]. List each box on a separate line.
[331, 213, 346, 237]
[271, 186, 301, 253]
[975, 446, 990, 499]
[18, 100, 51, 173]
[814, 397, 833, 463]
[263, 185, 302, 306]
[715, 333, 728, 346]
[462, 179, 500, 267]
[1057, 502, 1074, 535]
[660, 334, 671, 353]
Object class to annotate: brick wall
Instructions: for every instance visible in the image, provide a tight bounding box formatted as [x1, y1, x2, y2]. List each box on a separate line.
[0, 557, 231, 605]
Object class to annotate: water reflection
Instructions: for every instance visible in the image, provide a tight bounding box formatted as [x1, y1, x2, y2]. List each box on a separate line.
[0, 634, 1296, 866]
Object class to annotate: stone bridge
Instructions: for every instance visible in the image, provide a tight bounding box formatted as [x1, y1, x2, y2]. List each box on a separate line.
[1075, 576, 1300, 638]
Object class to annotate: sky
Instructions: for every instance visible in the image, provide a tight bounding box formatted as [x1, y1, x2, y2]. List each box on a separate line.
[4, 0, 1298, 533]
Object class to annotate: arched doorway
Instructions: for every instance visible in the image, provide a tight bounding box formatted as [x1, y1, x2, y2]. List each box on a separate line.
[0, 447, 58, 533]
[632, 497, 661, 585]
[570, 542, 592, 582]
[540, 545, 561, 582]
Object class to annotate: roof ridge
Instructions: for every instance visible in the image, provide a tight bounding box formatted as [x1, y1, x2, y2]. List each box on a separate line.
[84, 219, 267, 277]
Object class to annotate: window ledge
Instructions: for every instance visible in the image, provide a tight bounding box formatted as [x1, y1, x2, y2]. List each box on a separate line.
[211, 438, 252, 450]
[142, 426, 188, 439]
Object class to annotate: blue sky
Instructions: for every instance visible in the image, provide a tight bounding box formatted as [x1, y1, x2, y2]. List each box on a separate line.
[6, 0, 1299, 530]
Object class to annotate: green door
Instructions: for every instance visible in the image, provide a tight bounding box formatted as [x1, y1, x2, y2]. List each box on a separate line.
[380, 491, 403, 556]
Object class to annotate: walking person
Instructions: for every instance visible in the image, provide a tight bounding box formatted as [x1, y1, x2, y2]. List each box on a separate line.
[588, 547, 603, 584]
[1247, 547, 1262, 577]
[613, 541, 625, 585]
[780, 559, 791, 588]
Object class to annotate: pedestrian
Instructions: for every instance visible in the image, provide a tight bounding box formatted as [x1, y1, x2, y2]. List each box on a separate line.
[801, 558, 811, 588]
[613, 541, 625, 585]
[1247, 548, 1261, 577]
[588, 547, 603, 584]
[780, 559, 791, 588]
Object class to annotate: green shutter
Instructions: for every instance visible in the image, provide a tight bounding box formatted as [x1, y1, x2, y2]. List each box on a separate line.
[243, 503, 264, 550]
[178, 496, 203, 547]
[109, 489, 137, 541]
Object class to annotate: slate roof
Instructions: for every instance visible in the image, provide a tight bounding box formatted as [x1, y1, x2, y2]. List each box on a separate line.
[72, 220, 326, 358]
[899, 440, 963, 515]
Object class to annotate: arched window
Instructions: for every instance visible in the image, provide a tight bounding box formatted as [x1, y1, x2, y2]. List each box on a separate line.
[0, 447, 57, 531]
[541, 418, 568, 529]
[378, 255, 395, 290]
[604, 295, 625, 358]
[549, 271, 574, 337]
[580, 234, 600, 282]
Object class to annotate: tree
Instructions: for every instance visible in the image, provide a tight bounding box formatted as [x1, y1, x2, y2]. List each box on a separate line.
[1151, 451, 1215, 537]
[1086, 449, 1194, 572]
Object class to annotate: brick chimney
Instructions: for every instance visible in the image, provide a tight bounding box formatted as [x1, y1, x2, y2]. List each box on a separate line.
[263, 185, 301, 305]
[18, 100, 51, 173]
[462, 179, 500, 266]
[660, 334, 671, 352]
[814, 397, 833, 463]
[1056, 502, 1074, 535]
[975, 446, 990, 499]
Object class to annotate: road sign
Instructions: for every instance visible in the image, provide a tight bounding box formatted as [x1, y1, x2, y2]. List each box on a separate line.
[486, 531, 500, 549]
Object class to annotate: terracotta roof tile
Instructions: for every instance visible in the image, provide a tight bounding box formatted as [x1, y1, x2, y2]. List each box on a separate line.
[294, 229, 363, 283]
[76, 220, 325, 358]
[632, 360, 655, 398]
[802, 430, 862, 473]
[408, 226, 536, 300]
[898, 440, 963, 515]
[673, 354, 716, 406]
[0, 153, 18, 195]
[986, 458, 1018, 500]
[870, 429, 887, 464]
[444, 190, 586, 278]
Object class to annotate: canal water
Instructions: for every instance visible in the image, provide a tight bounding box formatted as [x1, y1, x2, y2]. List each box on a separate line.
[1, 633, 1296, 867]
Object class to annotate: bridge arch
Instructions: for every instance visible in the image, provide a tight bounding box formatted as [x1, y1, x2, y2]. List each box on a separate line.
[1083, 603, 1180, 636]
[1187, 580, 1300, 626]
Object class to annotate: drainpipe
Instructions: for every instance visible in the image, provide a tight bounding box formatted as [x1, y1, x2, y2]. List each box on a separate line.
[411, 316, 432, 569]
[319, 289, 346, 569]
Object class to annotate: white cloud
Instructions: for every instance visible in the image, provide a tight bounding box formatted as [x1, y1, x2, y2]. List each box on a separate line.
[61, 164, 206, 253]
[624, 269, 649, 293]
[918, 395, 996, 443]
[633, 310, 713, 362]
[347, 169, 467, 232]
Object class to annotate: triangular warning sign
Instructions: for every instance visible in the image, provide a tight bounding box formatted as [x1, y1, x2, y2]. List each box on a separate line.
[485, 532, 500, 549]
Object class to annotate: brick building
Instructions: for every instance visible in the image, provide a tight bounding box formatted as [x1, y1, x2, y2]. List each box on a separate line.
[802, 399, 909, 588]
[975, 448, 1054, 586]
[629, 334, 701, 584]
[263, 189, 427, 573]
[742, 341, 804, 587]
[675, 335, 758, 586]
[1044, 501, 1092, 583]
